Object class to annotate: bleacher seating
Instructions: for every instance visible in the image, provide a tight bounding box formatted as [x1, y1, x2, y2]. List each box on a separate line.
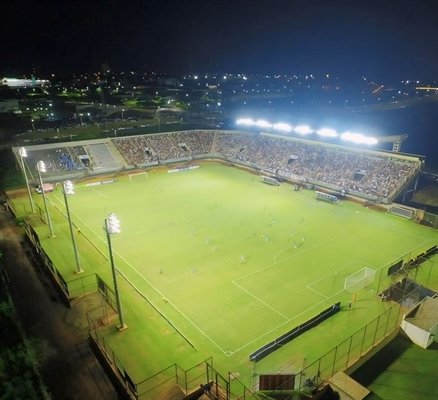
[85, 143, 120, 170]
[24, 130, 420, 202]
[112, 131, 419, 200]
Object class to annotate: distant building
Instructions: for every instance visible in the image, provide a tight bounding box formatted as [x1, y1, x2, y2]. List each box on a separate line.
[1, 77, 50, 87]
[157, 77, 180, 87]
[0, 100, 19, 113]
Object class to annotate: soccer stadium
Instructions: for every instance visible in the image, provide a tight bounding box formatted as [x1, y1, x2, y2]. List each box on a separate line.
[7, 129, 438, 399]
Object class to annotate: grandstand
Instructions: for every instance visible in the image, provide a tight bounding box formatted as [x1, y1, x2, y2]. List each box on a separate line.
[16, 130, 422, 204]
[86, 143, 120, 170]
[8, 130, 435, 400]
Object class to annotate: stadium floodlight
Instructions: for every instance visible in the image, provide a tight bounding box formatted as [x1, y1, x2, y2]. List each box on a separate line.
[18, 147, 35, 213]
[104, 213, 127, 331]
[273, 123, 292, 132]
[341, 132, 378, 145]
[236, 118, 255, 125]
[255, 120, 272, 128]
[294, 125, 312, 134]
[37, 161, 55, 238]
[316, 128, 338, 137]
[62, 181, 83, 274]
[360, 136, 378, 145]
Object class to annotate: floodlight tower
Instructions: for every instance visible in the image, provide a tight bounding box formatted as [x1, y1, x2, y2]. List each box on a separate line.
[62, 181, 83, 274]
[36, 161, 55, 237]
[18, 147, 35, 213]
[104, 213, 127, 331]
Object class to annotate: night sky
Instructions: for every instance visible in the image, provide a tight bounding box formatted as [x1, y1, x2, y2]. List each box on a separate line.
[1, 0, 437, 79]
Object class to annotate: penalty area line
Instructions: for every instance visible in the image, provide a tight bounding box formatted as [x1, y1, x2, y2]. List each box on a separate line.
[232, 281, 290, 321]
[91, 187, 109, 199]
[306, 285, 328, 299]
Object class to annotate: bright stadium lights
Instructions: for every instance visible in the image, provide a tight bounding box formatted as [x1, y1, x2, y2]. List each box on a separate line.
[316, 128, 338, 137]
[37, 161, 55, 238]
[273, 123, 292, 132]
[63, 181, 83, 274]
[255, 120, 272, 128]
[104, 213, 127, 330]
[18, 147, 35, 213]
[294, 125, 312, 134]
[236, 118, 255, 125]
[341, 132, 378, 145]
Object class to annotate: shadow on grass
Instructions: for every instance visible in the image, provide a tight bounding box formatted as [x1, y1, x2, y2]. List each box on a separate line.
[350, 335, 412, 387]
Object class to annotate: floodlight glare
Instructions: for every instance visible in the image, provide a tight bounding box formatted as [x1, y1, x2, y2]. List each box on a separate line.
[255, 120, 272, 128]
[294, 125, 312, 134]
[106, 213, 121, 234]
[340, 132, 378, 145]
[236, 118, 254, 125]
[273, 123, 292, 132]
[63, 180, 75, 195]
[19, 147, 28, 158]
[37, 160, 47, 173]
[316, 128, 338, 137]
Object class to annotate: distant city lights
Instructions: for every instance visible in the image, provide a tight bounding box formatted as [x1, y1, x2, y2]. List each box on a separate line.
[235, 118, 378, 145]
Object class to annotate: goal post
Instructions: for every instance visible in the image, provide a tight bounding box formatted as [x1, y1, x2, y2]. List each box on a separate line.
[128, 171, 148, 181]
[344, 267, 376, 293]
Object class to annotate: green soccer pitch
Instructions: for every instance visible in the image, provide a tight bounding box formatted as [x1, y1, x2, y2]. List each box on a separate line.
[12, 162, 438, 387]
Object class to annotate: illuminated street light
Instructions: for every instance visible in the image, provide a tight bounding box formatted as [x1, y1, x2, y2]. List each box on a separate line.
[104, 213, 127, 331]
[31, 119, 35, 131]
[62, 181, 83, 274]
[121, 109, 124, 120]
[18, 148, 35, 213]
[36, 161, 55, 237]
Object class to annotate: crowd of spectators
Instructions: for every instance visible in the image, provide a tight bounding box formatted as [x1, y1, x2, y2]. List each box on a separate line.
[114, 131, 215, 164]
[112, 131, 420, 200]
[113, 136, 158, 165]
[31, 148, 83, 174]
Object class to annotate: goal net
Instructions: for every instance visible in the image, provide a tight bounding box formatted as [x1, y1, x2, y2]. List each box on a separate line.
[344, 267, 376, 293]
[129, 171, 148, 181]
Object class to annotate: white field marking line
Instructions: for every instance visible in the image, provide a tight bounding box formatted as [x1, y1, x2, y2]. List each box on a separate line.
[233, 234, 346, 283]
[53, 194, 107, 242]
[229, 319, 293, 356]
[91, 187, 109, 198]
[232, 281, 290, 321]
[111, 249, 228, 355]
[228, 288, 345, 356]
[306, 285, 328, 299]
[65, 213, 228, 354]
[274, 247, 290, 263]
[180, 207, 241, 225]
[410, 238, 435, 255]
[359, 216, 429, 241]
[307, 259, 363, 288]
[68, 195, 303, 345]
[112, 221, 178, 241]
